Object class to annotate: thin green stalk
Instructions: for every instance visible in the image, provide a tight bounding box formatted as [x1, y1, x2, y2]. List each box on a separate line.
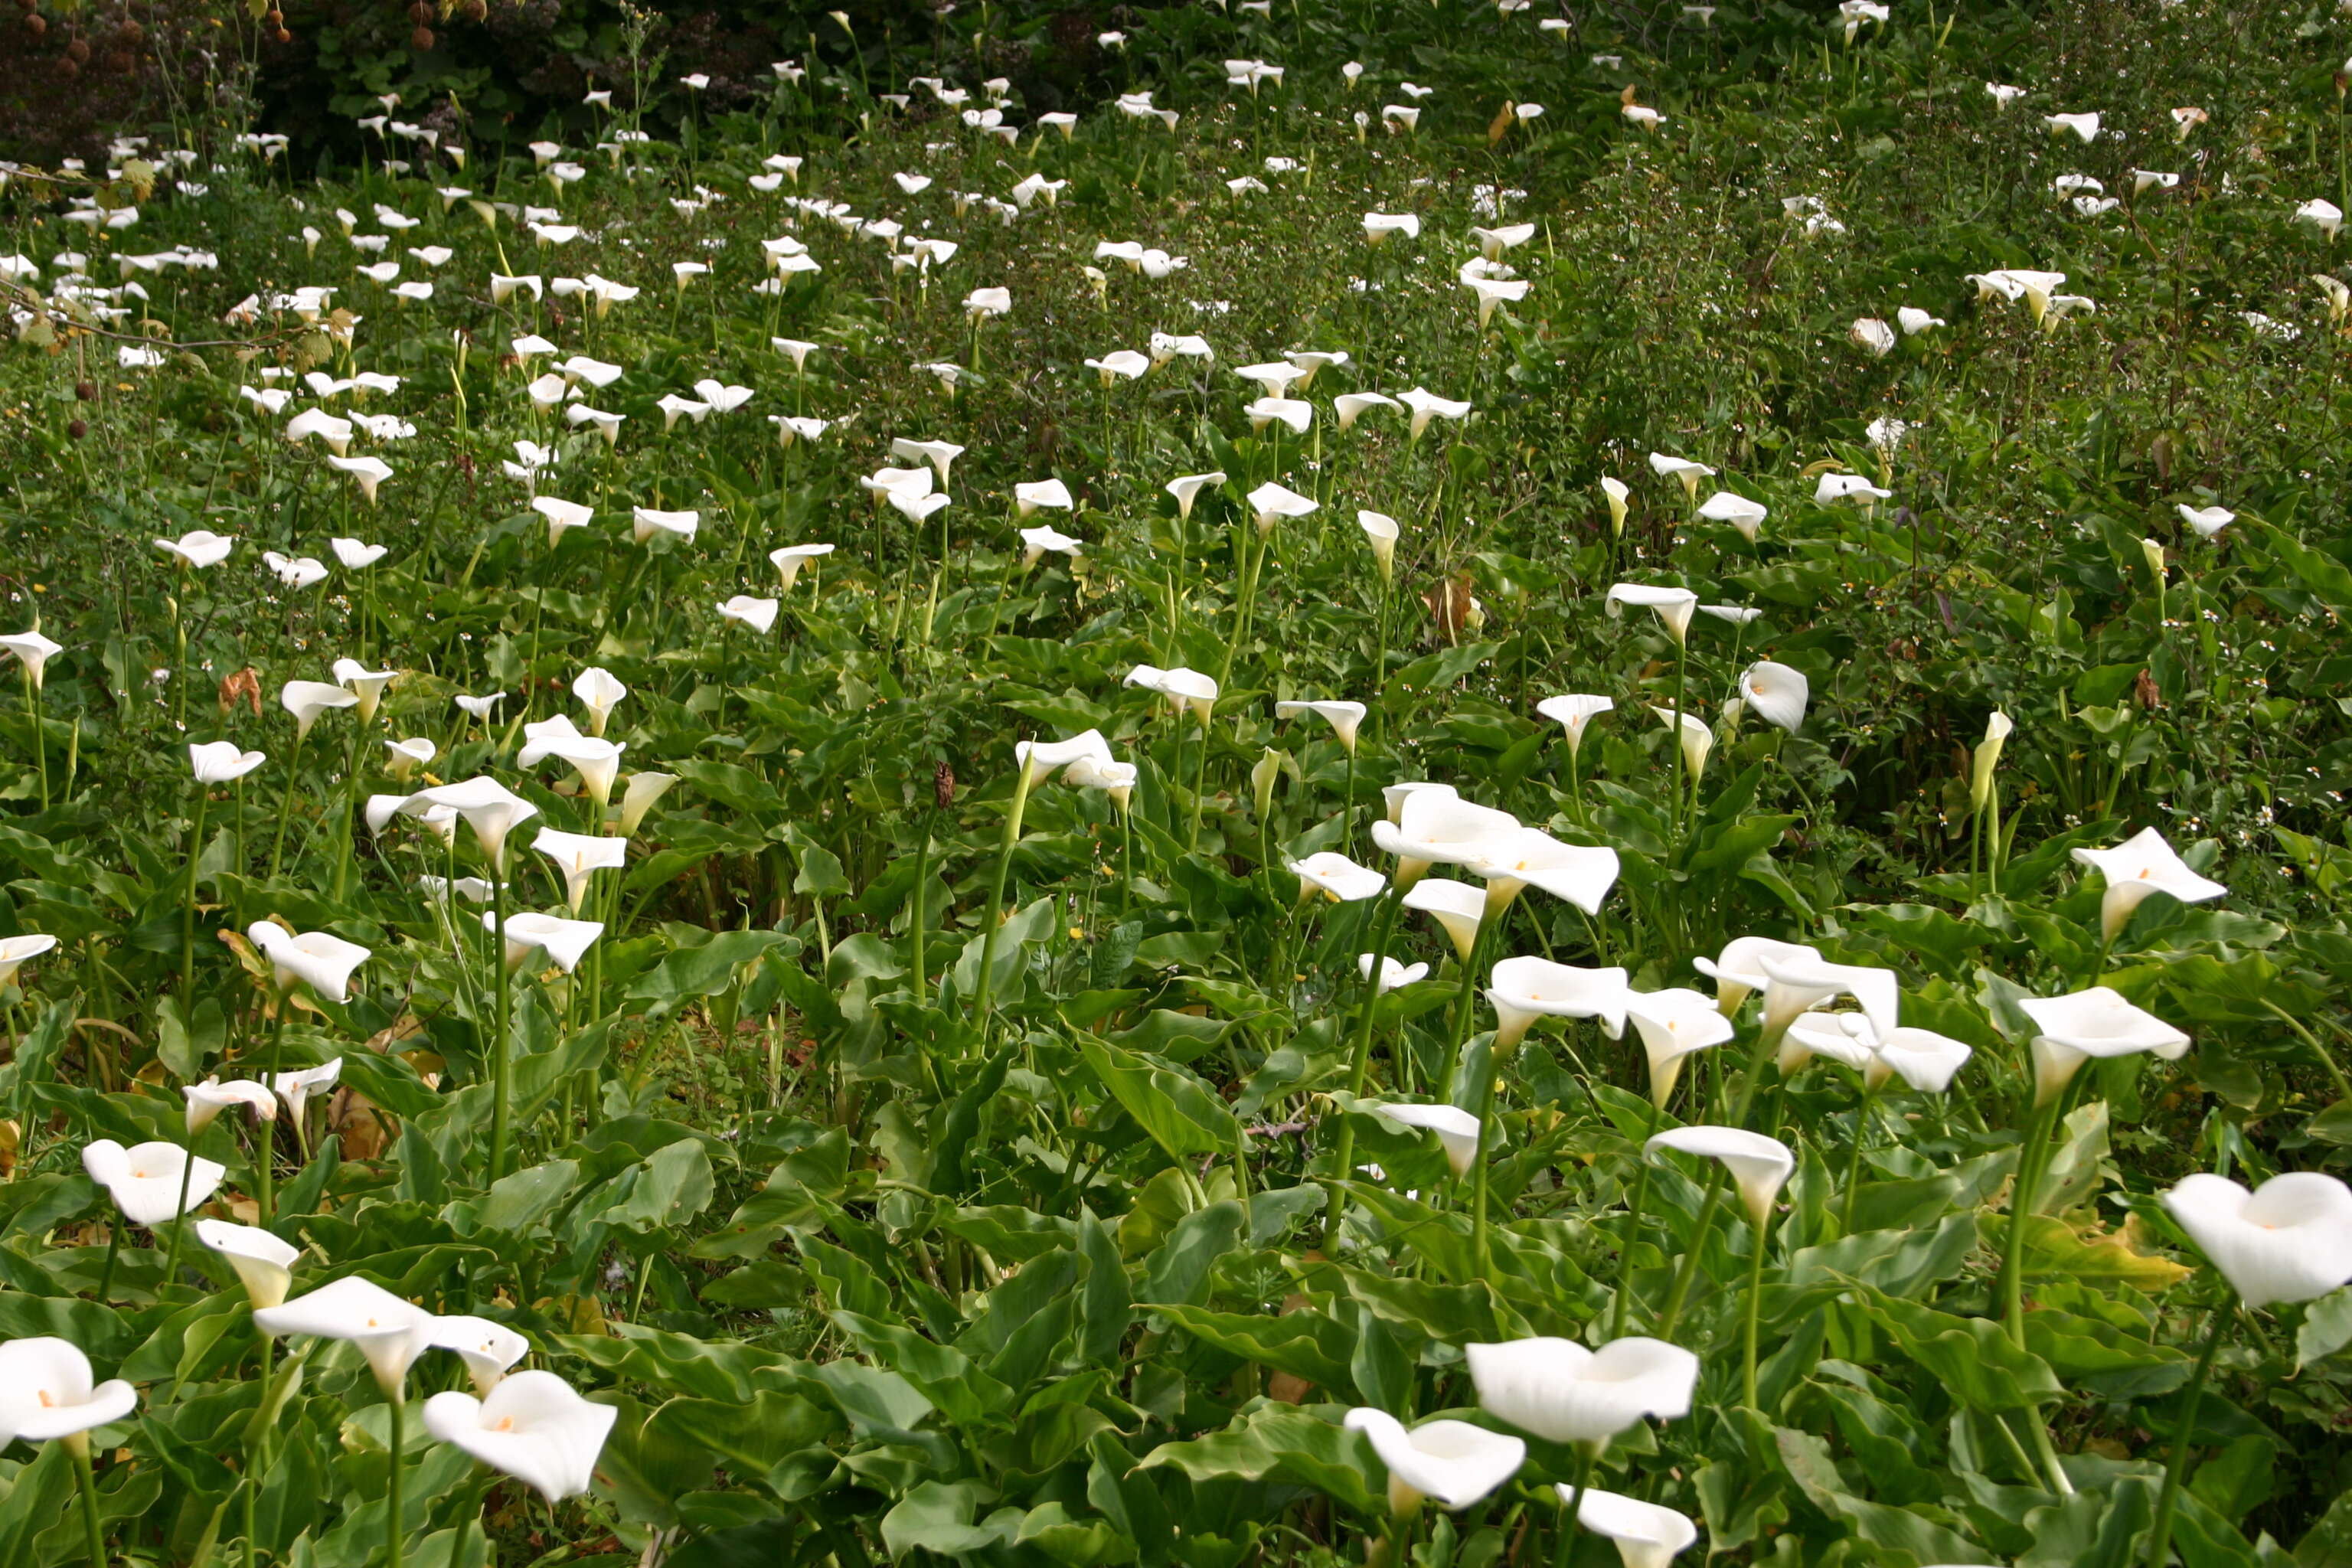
[1185, 714, 1211, 853]
[386, 1394, 407, 1568]
[970, 762, 1037, 1023]
[27, 668, 48, 812]
[71, 1439, 107, 1568]
[1655, 1169, 1726, 1340]
[183, 785, 209, 996]
[2143, 1307, 2231, 1568]
[1742, 1202, 1772, 1410]
[94, 1221, 121, 1302]
[489, 873, 513, 1182]
[266, 727, 312, 883]
[162, 1139, 198, 1288]
[1321, 890, 1404, 1250]
[1435, 918, 1496, 1104]
[1841, 1079, 1881, 1233]
[1553, 1448, 1595, 1568]
[1608, 1098, 1664, 1338]
[1999, 1095, 2059, 1348]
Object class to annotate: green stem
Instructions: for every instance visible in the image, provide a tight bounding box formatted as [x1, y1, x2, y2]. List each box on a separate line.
[183, 786, 209, 996]
[266, 727, 312, 883]
[971, 763, 1037, 1023]
[1469, 1027, 1505, 1277]
[72, 1439, 107, 1568]
[1609, 1099, 1664, 1338]
[28, 668, 48, 813]
[1436, 919, 1495, 1104]
[489, 872, 512, 1183]
[162, 1142, 197, 1289]
[386, 1395, 406, 1568]
[2143, 1308, 2230, 1568]
[1742, 1204, 1772, 1410]
[1321, 891, 1403, 1250]
[1655, 1168, 1726, 1341]
[1553, 1448, 1595, 1568]
[1186, 714, 1212, 854]
[1999, 1096, 2058, 1349]
[1841, 1079, 1880, 1233]
[94, 1222, 120, 1303]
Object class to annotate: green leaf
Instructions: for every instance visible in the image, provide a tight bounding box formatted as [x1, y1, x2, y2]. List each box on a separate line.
[2298, 1288, 2352, 1369]
[624, 929, 801, 1016]
[1076, 1031, 1242, 1162]
[831, 1310, 1015, 1430]
[1137, 1200, 1245, 1308]
[1153, 1304, 1356, 1397]
[1851, 1285, 2064, 1411]
[1137, 1403, 1381, 1518]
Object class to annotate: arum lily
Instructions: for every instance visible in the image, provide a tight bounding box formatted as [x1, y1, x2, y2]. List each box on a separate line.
[1360, 955, 1430, 993]
[1343, 1409, 1524, 1514]
[1815, 472, 1891, 506]
[1653, 707, 1712, 783]
[1246, 481, 1318, 534]
[1123, 665, 1219, 723]
[1868, 1027, 1973, 1093]
[1275, 699, 1367, 753]
[332, 658, 396, 723]
[281, 679, 358, 740]
[256, 1274, 433, 1396]
[1396, 386, 1469, 441]
[1648, 1125, 1792, 1396]
[1465, 828, 1621, 916]
[247, 921, 370, 1003]
[0, 629, 64, 688]
[0, 932, 57, 988]
[486, 910, 603, 972]
[1015, 730, 1117, 787]
[572, 668, 625, 736]
[1601, 476, 1630, 534]
[1697, 492, 1768, 541]
[718, 596, 780, 634]
[1604, 583, 1699, 645]
[1488, 958, 1631, 1051]
[617, 773, 677, 835]
[1357, 511, 1400, 580]
[1018, 527, 1083, 568]
[1467, 1336, 1698, 1448]
[190, 740, 266, 782]
[2018, 985, 2190, 1106]
[532, 828, 629, 911]
[632, 507, 699, 544]
[265, 552, 331, 590]
[1536, 694, 1612, 756]
[1291, 851, 1386, 903]
[1244, 396, 1312, 435]
[421, 1371, 617, 1502]
[1403, 878, 1487, 960]
[1569, 1490, 1698, 1568]
[185, 1077, 278, 1133]
[1362, 1102, 1487, 1177]
[519, 720, 624, 808]
[1753, 950, 1899, 1042]
[329, 537, 388, 570]
[327, 454, 394, 504]
[272, 1058, 341, 1125]
[770, 543, 837, 588]
[2177, 504, 2235, 539]
[1737, 662, 1808, 733]
[83, 1138, 226, 1227]
[892, 438, 965, 484]
[1623, 988, 1734, 1107]
[396, 778, 536, 879]
[195, 1218, 300, 1308]
[2001, 985, 2190, 1349]
[1362, 213, 1421, 243]
[156, 530, 236, 568]
[1373, 790, 1520, 885]
[427, 1316, 531, 1393]
[1851, 317, 1896, 356]
[1897, 305, 1945, 334]
[1014, 479, 1073, 516]
[1085, 350, 1151, 384]
[1646, 453, 1713, 501]
[1063, 754, 1138, 811]
[2070, 825, 2227, 941]
[2045, 110, 2102, 142]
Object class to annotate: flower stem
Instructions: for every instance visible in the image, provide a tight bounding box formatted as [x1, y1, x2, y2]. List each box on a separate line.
[1742, 1203, 1772, 1410]
[386, 1395, 407, 1568]
[71, 1437, 107, 1568]
[2144, 1307, 2230, 1568]
[162, 1143, 197, 1289]
[970, 763, 1037, 1024]
[94, 1222, 120, 1303]
[1609, 1099, 1664, 1338]
[1553, 1448, 1595, 1568]
[266, 727, 311, 883]
[1999, 1094, 2058, 1349]
[1655, 1168, 1726, 1341]
[183, 786, 209, 997]
[1841, 1080, 1881, 1233]
[488, 872, 513, 1183]
[1321, 890, 1403, 1251]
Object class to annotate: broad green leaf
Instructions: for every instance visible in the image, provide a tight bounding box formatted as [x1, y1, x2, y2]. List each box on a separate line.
[1076, 1031, 1242, 1162]
[1153, 1303, 1356, 1397]
[1136, 1403, 1381, 1518]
